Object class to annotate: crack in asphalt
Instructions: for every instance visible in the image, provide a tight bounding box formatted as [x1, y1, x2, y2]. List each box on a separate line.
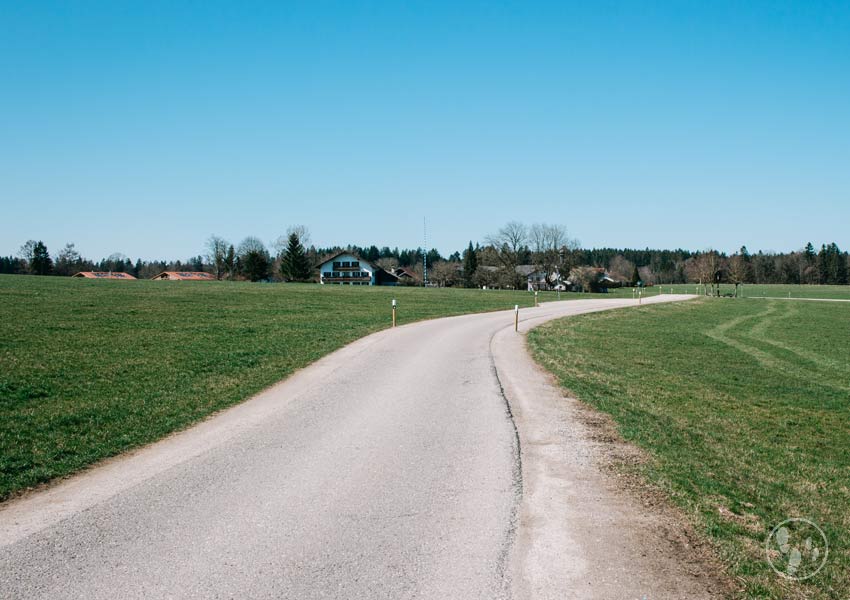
[488, 323, 524, 600]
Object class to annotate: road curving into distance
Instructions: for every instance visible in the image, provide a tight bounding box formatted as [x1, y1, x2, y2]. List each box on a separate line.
[0, 294, 719, 599]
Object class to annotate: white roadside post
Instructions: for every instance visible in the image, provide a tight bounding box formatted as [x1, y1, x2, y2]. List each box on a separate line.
[514, 305, 519, 332]
[639, 289, 642, 305]
[534, 290, 539, 307]
[392, 298, 397, 328]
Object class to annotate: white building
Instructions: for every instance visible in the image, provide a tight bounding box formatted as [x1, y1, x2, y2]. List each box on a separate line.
[317, 252, 399, 286]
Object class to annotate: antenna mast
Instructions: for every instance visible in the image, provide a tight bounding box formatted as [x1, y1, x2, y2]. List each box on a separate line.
[423, 217, 428, 287]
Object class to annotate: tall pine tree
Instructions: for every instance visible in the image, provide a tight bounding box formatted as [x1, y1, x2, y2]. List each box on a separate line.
[30, 241, 53, 275]
[462, 241, 478, 288]
[280, 233, 312, 282]
[630, 265, 641, 287]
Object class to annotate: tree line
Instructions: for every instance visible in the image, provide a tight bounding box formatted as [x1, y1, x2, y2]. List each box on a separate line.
[3, 225, 848, 288]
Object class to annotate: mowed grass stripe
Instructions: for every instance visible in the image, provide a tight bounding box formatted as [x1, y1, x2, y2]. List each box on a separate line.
[528, 299, 850, 599]
[0, 275, 564, 501]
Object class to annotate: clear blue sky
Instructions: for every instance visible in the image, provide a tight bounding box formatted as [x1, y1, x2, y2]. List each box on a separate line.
[2, 1, 848, 261]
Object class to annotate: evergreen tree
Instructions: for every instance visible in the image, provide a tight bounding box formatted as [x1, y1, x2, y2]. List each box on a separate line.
[817, 244, 831, 284]
[242, 250, 270, 282]
[630, 265, 641, 286]
[280, 233, 312, 281]
[804, 242, 816, 264]
[364, 245, 380, 262]
[462, 241, 478, 287]
[828, 243, 847, 284]
[30, 241, 53, 275]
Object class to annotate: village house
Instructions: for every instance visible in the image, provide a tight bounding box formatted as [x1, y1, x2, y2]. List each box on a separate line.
[516, 265, 565, 291]
[317, 252, 400, 286]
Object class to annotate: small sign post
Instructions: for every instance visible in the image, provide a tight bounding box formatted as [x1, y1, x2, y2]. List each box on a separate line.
[392, 298, 397, 328]
[514, 305, 519, 332]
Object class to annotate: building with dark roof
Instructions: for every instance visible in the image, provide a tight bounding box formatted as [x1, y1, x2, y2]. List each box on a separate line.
[317, 252, 399, 286]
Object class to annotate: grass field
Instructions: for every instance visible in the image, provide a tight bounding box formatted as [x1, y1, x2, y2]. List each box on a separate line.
[0, 274, 595, 501]
[528, 298, 850, 599]
[645, 282, 850, 300]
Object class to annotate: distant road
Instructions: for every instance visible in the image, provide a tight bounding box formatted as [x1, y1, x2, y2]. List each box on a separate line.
[0, 294, 716, 599]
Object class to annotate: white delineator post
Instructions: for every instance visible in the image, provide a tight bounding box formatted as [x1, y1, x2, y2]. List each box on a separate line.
[514, 305, 519, 332]
[392, 298, 397, 328]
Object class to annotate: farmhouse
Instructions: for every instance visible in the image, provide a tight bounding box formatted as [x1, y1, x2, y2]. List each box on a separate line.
[317, 252, 399, 285]
[73, 271, 137, 280]
[391, 267, 417, 282]
[150, 271, 216, 281]
[517, 265, 564, 291]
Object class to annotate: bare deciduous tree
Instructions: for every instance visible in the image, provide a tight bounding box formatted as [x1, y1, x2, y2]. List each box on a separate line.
[206, 235, 230, 280]
[430, 261, 460, 287]
[727, 253, 751, 296]
[237, 236, 267, 257]
[529, 223, 577, 286]
[569, 266, 601, 293]
[692, 250, 724, 296]
[485, 221, 528, 289]
[274, 225, 311, 256]
[54, 243, 83, 276]
[608, 254, 635, 282]
[638, 265, 657, 286]
[376, 257, 399, 271]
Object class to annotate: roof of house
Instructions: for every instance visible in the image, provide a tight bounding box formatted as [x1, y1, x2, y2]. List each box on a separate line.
[73, 271, 137, 280]
[515, 265, 536, 276]
[393, 267, 417, 278]
[316, 250, 371, 268]
[151, 271, 215, 281]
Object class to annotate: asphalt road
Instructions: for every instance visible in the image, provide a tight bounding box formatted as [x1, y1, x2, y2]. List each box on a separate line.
[0, 295, 713, 599]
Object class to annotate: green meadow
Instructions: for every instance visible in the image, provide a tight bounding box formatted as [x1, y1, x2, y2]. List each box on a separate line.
[529, 298, 850, 599]
[645, 282, 850, 300]
[0, 274, 573, 501]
